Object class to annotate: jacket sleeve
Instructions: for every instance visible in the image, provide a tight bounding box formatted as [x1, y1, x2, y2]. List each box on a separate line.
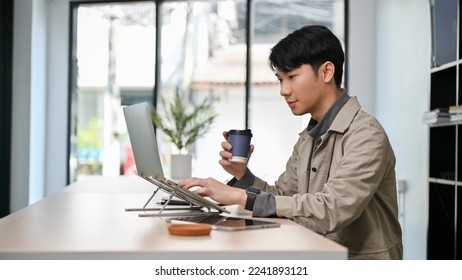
[274, 121, 394, 234]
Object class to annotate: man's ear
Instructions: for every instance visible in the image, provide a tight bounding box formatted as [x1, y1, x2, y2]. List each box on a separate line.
[320, 61, 335, 83]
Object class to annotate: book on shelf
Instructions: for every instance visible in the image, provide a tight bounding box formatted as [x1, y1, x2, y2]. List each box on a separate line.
[429, 107, 449, 113]
[449, 104, 462, 114]
[450, 113, 462, 121]
[422, 108, 451, 124]
[423, 116, 452, 124]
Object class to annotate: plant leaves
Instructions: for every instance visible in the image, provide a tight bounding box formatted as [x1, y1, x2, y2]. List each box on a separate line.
[151, 89, 218, 151]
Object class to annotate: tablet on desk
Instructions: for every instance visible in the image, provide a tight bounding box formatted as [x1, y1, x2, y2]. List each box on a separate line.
[167, 214, 281, 231]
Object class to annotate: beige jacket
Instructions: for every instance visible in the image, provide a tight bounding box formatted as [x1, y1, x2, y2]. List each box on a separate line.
[253, 97, 403, 259]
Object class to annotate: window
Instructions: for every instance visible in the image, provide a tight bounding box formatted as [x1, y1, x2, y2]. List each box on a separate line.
[70, 2, 156, 181]
[249, 0, 345, 181]
[69, 0, 345, 183]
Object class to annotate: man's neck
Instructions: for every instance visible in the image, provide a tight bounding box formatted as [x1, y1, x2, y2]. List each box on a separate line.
[311, 87, 342, 121]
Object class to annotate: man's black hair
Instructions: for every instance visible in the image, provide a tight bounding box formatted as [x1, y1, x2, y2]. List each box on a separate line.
[269, 25, 344, 88]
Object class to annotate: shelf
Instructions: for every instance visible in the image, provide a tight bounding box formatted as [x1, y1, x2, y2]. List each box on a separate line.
[429, 177, 461, 186]
[431, 60, 461, 73]
[428, 119, 462, 127]
[428, 0, 461, 259]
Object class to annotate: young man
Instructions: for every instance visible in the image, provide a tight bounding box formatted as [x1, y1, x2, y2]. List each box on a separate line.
[179, 25, 403, 260]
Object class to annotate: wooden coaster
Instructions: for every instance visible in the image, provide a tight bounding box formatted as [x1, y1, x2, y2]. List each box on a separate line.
[168, 223, 212, 236]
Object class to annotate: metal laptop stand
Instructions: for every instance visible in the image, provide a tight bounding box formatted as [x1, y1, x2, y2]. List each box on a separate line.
[125, 176, 214, 217]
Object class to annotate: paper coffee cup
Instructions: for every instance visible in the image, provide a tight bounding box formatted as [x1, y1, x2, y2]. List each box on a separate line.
[227, 129, 252, 163]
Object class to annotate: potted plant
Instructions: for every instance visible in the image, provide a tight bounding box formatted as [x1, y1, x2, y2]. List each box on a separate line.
[151, 88, 217, 179]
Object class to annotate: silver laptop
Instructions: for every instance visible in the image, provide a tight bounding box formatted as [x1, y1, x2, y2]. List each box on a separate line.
[122, 102, 230, 214]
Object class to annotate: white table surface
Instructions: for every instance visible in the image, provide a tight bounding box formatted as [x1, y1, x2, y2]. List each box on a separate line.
[0, 176, 347, 260]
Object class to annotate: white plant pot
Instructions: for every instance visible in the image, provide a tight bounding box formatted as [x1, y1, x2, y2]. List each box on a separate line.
[171, 154, 192, 180]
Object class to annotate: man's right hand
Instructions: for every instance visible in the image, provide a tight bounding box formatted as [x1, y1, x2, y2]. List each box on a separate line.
[218, 131, 254, 180]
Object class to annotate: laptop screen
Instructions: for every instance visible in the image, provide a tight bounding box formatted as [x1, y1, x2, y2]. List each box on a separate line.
[123, 102, 165, 180]
[123, 102, 231, 215]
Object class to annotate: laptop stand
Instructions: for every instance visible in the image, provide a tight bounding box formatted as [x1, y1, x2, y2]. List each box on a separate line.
[125, 178, 213, 217]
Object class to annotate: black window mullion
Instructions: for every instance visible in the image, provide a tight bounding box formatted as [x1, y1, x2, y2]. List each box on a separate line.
[0, 0, 13, 218]
[245, 0, 254, 129]
[153, 0, 162, 119]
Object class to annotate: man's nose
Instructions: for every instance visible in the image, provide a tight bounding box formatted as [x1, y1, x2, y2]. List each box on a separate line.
[280, 81, 291, 96]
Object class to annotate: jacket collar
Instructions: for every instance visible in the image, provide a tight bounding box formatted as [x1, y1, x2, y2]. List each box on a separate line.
[299, 94, 361, 140]
[307, 89, 350, 141]
[329, 96, 361, 133]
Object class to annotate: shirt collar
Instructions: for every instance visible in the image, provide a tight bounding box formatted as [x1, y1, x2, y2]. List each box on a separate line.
[307, 89, 350, 141]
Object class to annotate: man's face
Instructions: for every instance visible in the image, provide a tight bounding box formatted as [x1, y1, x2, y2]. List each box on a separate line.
[275, 64, 325, 118]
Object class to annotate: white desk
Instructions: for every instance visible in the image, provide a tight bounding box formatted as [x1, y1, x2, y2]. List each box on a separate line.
[0, 176, 347, 260]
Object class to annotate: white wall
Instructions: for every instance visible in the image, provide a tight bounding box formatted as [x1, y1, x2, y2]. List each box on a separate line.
[11, 0, 69, 211]
[349, 0, 430, 259]
[12, 0, 431, 259]
[11, 0, 33, 211]
[11, 0, 48, 211]
[45, 0, 70, 196]
[376, 0, 430, 260]
[348, 0, 377, 114]
[29, 0, 47, 204]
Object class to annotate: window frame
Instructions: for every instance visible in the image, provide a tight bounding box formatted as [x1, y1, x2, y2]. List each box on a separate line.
[67, 0, 348, 184]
